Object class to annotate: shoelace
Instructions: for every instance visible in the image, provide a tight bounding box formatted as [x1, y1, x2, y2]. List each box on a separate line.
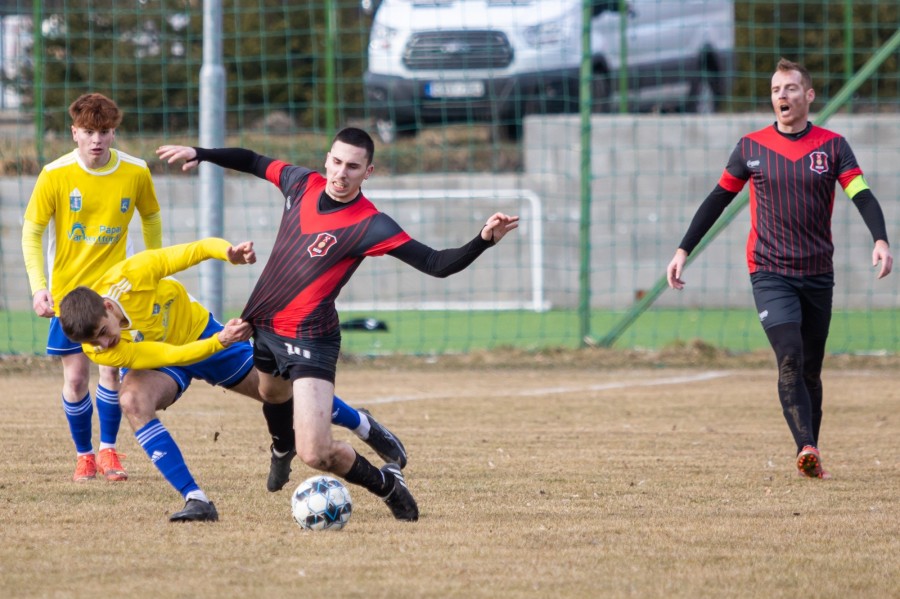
[99, 450, 127, 470]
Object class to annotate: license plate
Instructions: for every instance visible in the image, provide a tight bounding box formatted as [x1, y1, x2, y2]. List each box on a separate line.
[424, 80, 485, 98]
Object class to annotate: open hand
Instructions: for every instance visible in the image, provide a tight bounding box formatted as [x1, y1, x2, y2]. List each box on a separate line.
[481, 212, 519, 243]
[873, 240, 893, 279]
[666, 249, 688, 290]
[156, 145, 199, 172]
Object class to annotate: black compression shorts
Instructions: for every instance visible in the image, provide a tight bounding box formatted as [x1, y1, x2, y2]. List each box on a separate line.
[251, 328, 341, 384]
[750, 271, 833, 335]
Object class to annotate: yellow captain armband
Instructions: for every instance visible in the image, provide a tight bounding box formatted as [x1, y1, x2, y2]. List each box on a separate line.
[844, 175, 870, 199]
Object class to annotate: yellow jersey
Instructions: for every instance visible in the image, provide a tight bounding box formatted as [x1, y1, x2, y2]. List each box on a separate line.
[83, 238, 234, 370]
[23, 148, 161, 302]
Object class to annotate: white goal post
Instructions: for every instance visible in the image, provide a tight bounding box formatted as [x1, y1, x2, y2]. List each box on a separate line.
[335, 188, 549, 312]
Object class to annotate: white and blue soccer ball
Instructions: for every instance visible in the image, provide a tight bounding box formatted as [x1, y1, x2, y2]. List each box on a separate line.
[291, 475, 353, 531]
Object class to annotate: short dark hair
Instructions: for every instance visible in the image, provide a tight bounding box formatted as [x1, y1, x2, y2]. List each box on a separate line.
[776, 58, 813, 90]
[69, 93, 123, 130]
[333, 127, 375, 165]
[58, 287, 107, 342]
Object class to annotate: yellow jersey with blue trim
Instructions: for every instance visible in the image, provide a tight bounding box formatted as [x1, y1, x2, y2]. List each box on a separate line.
[83, 239, 232, 369]
[23, 148, 161, 301]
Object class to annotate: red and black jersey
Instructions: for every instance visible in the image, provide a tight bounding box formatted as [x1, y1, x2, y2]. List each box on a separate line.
[719, 123, 863, 276]
[240, 161, 411, 338]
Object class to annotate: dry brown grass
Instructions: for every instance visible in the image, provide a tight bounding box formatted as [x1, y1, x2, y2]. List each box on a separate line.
[1, 355, 898, 599]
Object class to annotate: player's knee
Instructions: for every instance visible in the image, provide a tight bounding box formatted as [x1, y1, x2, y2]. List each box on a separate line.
[777, 353, 802, 385]
[296, 444, 336, 472]
[118, 389, 138, 414]
[97, 368, 119, 389]
[63, 370, 91, 397]
[296, 449, 328, 471]
[258, 386, 289, 404]
[118, 390, 154, 423]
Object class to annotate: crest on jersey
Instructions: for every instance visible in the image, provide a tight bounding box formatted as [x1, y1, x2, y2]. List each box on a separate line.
[120, 198, 131, 212]
[809, 152, 829, 174]
[69, 188, 82, 211]
[308, 232, 337, 258]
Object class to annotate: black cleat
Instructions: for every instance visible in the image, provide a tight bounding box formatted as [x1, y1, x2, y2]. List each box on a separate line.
[169, 499, 219, 522]
[380, 463, 418, 521]
[267, 445, 297, 492]
[359, 408, 408, 469]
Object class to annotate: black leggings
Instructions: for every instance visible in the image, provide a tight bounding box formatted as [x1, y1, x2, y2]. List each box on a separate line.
[764, 322, 827, 453]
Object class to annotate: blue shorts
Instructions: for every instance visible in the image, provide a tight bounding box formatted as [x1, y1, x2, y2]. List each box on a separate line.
[122, 314, 255, 402]
[47, 317, 83, 356]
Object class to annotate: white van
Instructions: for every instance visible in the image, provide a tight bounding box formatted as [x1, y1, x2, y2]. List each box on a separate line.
[363, 0, 734, 142]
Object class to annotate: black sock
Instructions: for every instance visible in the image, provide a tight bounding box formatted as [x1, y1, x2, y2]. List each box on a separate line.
[262, 399, 295, 454]
[343, 451, 393, 497]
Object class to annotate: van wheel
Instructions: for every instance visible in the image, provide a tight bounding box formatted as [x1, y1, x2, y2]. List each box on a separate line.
[490, 120, 521, 142]
[690, 76, 716, 114]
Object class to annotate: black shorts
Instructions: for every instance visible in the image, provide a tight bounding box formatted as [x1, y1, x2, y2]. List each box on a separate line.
[750, 271, 833, 335]
[251, 328, 341, 384]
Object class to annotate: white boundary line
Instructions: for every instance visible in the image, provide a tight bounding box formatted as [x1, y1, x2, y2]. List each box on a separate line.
[361, 370, 733, 405]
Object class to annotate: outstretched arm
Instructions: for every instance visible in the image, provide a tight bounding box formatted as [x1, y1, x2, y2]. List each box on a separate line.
[388, 212, 519, 278]
[157, 145, 272, 178]
[126, 238, 255, 283]
[84, 318, 252, 370]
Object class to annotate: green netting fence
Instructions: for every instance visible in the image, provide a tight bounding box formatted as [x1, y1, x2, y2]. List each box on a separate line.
[0, 0, 898, 356]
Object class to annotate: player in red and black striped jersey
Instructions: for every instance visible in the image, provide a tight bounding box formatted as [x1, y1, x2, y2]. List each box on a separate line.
[666, 58, 892, 480]
[158, 128, 518, 520]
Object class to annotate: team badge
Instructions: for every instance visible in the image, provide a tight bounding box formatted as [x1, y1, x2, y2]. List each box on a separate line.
[120, 198, 131, 212]
[308, 232, 337, 258]
[69, 188, 82, 212]
[809, 152, 829, 174]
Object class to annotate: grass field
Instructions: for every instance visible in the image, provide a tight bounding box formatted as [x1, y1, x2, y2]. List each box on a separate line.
[1, 353, 898, 598]
[2, 308, 899, 357]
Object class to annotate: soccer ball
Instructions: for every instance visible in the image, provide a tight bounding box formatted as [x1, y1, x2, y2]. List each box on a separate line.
[291, 475, 353, 531]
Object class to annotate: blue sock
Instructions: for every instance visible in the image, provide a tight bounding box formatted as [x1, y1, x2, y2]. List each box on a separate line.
[135, 419, 199, 499]
[96, 385, 122, 446]
[63, 392, 94, 454]
[331, 394, 361, 429]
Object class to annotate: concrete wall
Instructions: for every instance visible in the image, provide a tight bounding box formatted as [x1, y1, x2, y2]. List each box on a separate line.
[3, 113, 899, 312]
[523, 113, 900, 310]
